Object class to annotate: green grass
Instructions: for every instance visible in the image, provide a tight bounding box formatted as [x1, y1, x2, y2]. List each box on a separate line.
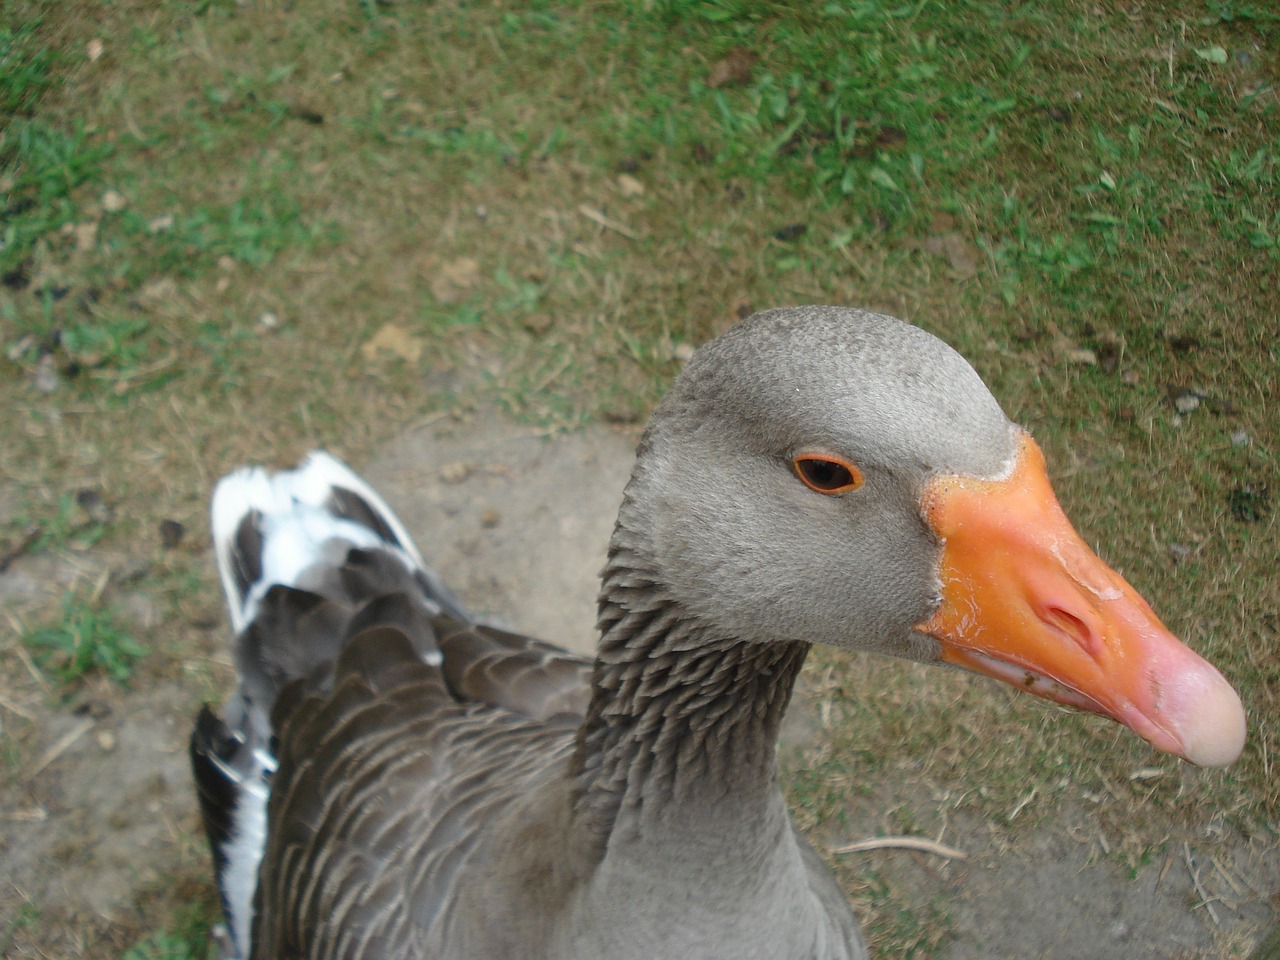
[123, 932, 203, 960]
[23, 592, 147, 685]
[0, 0, 1276, 956]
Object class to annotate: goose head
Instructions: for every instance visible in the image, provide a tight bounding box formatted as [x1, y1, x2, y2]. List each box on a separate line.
[618, 306, 1245, 767]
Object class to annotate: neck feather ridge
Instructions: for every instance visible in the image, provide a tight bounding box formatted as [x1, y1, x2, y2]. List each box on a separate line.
[571, 525, 809, 840]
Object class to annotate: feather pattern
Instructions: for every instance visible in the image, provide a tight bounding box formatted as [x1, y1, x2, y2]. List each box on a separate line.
[193, 307, 1238, 959]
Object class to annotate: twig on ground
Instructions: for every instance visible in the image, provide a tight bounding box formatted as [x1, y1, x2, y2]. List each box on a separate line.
[0, 691, 36, 721]
[577, 205, 641, 240]
[26, 719, 95, 781]
[830, 836, 968, 860]
[0, 525, 41, 573]
[1183, 841, 1221, 925]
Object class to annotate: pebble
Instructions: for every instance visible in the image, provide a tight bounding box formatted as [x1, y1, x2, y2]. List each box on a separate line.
[33, 354, 60, 393]
[439, 461, 474, 484]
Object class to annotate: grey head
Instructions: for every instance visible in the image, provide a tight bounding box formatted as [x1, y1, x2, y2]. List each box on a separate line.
[614, 305, 1018, 660]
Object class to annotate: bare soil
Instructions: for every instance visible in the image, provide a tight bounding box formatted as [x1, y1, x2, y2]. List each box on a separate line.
[0, 411, 1273, 958]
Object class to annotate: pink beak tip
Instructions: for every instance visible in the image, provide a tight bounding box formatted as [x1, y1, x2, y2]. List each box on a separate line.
[1164, 664, 1247, 768]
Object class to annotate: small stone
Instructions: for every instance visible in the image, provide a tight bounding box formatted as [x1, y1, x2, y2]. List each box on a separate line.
[439, 461, 474, 484]
[1167, 387, 1205, 414]
[257, 311, 280, 331]
[672, 342, 696, 363]
[217, 255, 236, 272]
[1230, 430, 1251, 447]
[101, 190, 127, 212]
[87, 38, 104, 62]
[480, 508, 501, 529]
[96, 729, 116, 751]
[147, 214, 175, 234]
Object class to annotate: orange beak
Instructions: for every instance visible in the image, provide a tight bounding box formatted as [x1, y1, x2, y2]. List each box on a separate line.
[918, 431, 1245, 767]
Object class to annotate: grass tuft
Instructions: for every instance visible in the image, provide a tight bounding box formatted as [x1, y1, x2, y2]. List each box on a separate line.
[23, 592, 147, 685]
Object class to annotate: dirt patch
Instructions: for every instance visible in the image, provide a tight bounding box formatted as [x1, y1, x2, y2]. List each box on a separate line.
[0, 411, 1273, 957]
[364, 412, 640, 656]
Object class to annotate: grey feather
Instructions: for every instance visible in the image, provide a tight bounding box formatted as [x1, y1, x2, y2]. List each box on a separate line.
[195, 307, 1041, 959]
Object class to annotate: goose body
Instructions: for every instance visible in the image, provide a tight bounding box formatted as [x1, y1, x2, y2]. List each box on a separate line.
[192, 306, 1245, 959]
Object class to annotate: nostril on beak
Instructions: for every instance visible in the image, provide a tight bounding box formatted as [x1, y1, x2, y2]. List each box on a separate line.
[1042, 605, 1103, 661]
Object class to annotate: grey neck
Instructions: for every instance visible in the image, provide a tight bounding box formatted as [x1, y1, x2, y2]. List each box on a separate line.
[572, 515, 809, 846]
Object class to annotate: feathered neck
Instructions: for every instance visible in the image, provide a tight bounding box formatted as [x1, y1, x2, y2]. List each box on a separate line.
[570, 489, 809, 843]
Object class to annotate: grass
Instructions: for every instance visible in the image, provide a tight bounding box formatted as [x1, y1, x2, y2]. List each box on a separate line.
[22, 591, 147, 684]
[0, 0, 1276, 956]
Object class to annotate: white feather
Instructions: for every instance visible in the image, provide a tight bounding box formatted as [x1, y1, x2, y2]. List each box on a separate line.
[223, 761, 271, 960]
[211, 452, 427, 632]
[209, 450, 447, 957]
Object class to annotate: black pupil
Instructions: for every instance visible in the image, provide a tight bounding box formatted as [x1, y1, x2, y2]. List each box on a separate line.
[802, 459, 848, 489]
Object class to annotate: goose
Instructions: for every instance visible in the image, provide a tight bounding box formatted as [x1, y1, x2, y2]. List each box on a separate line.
[191, 305, 1246, 960]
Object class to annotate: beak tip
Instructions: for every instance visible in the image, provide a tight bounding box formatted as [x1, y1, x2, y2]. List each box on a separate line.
[1169, 670, 1247, 768]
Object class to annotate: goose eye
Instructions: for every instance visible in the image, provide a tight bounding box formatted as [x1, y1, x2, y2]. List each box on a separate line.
[792, 454, 863, 495]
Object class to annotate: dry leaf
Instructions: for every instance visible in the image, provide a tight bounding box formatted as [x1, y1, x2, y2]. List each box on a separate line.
[361, 323, 423, 364]
[430, 257, 481, 305]
[159, 519, 186, 549]
[1063, 347, 1098, 366]
[707, 47, 758, 89]
[1051, 335, 1097, 366]
[616, 174, 645, 198]
[921, 232, 980, 279]
[73, 221, 99, 252]
[140, 277, 178, 302]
